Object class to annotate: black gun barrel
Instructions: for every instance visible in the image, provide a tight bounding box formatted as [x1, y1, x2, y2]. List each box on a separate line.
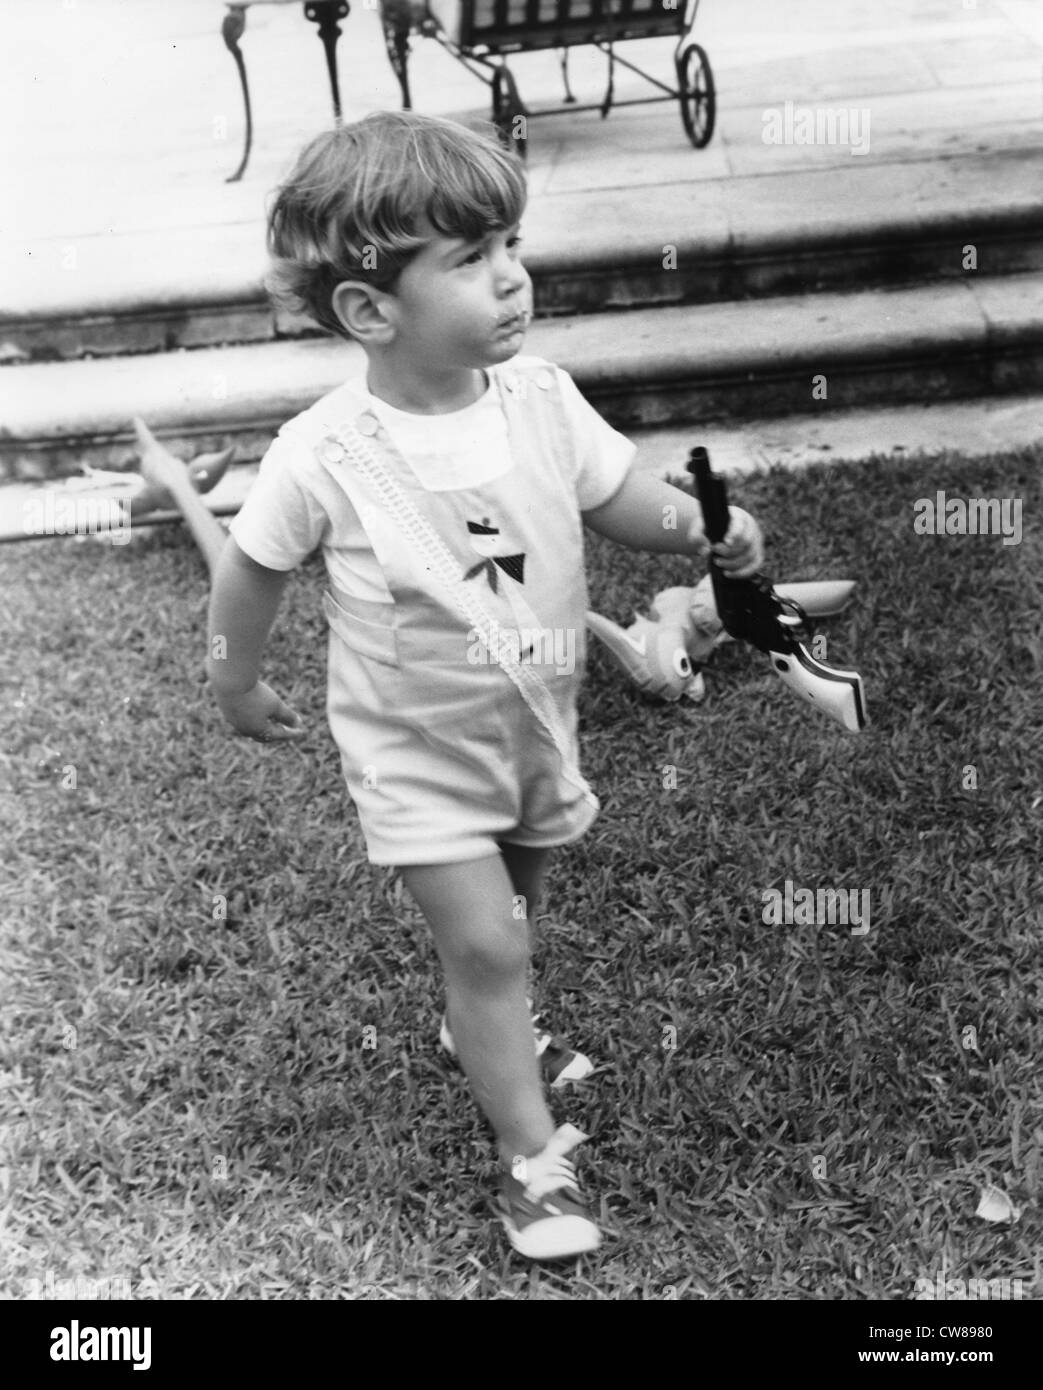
[687, 445, 794, 654]
[687, 446, 730, 544]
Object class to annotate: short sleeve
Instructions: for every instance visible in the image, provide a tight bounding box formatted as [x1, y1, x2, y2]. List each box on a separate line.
[228, 431, 329, 571]
[554, 366, 636, 511]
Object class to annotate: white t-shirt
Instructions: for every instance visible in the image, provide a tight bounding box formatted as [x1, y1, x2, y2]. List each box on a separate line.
[230, 359, 634, 603]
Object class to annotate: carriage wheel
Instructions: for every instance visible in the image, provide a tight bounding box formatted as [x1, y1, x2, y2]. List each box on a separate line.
[677, 43, 715, 148]
[492, 65, 528, 160]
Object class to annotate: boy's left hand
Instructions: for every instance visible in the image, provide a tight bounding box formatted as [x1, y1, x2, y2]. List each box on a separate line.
[689, 506, 764, 578]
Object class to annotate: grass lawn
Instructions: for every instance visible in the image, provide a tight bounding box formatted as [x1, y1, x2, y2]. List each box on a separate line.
[1, 445, 1041, 1301]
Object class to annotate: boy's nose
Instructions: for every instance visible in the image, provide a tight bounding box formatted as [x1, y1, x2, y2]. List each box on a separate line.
[495, 251, 529, 295]
[500, 269, 529, 305]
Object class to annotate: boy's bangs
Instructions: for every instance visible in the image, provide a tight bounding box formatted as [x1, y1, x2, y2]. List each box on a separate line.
[264, 114, 529, 335]
[421, 148, 526, 243]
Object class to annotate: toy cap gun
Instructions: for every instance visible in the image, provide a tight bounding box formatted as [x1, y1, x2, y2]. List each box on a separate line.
[687, 447, 868, 733]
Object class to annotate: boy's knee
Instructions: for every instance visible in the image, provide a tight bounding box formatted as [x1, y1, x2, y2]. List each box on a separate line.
[444, 923, 529, 987]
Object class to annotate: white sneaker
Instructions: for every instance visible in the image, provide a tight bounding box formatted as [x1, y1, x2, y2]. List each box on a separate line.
[498, 1124, 601, 1260]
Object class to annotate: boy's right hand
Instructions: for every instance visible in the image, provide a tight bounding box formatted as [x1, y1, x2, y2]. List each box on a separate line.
[211, 680, 306, 743]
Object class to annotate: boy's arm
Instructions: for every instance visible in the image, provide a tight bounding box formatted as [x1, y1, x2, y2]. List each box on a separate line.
[582, 470, 764, 578]
[206, 538, 305, 742]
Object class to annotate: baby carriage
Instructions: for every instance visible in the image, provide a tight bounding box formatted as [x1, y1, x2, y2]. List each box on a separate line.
[379, 0, 716, 156]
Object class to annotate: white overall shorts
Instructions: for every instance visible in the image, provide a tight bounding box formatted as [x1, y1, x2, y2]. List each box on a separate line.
[314, 362, 601, 866]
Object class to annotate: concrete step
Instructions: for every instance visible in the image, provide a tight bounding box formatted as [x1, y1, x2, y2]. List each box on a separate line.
[6, 390, 1043, 546]
[3, 150, 1041, 363]
[3, 271, 1041, 479]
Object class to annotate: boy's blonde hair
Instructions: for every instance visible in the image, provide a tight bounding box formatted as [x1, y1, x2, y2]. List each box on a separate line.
[266, 111, 527, 339]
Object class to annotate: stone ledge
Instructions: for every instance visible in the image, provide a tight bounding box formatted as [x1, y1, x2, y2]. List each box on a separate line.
[5, 392, 1042, 544]
[3, 273, 1042, 477]
[3, 149, 1041, 360]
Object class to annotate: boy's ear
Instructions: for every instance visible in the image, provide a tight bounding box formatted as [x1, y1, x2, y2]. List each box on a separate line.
[331, 280, 396, 344]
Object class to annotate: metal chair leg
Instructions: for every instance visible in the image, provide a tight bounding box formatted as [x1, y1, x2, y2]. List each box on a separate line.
[305, 1, 351, 122]
[559, 47, 576, 103]
[222, 5, 252, 183]
[380, 0, 414, 109]
[600, 40, 616, 118]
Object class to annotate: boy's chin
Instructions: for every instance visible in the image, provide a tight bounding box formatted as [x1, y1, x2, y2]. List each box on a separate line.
[486, 333, 528, 363]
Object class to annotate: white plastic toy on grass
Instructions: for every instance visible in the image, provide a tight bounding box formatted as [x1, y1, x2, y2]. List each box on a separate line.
[587, 576, 857, 706]
[588, 446, 869, 733]
[125, 418, 233, 576]
[3, 422, 236, 552]
[62, 426, 233, 526]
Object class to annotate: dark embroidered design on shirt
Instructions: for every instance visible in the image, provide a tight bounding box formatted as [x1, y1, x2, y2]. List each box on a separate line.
[464, 517, 526, 593]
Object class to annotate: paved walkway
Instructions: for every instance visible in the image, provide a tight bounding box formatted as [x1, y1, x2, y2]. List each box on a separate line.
[4, 0, 1042, 312]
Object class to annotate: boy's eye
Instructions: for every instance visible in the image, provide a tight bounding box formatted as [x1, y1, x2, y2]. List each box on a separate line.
[458, 232, 522, 266]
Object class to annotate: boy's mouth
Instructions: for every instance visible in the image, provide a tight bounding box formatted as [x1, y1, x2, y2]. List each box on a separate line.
[496, 309, 529, 333]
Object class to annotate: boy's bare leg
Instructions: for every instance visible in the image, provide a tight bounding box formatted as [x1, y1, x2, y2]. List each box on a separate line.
[499, 841, 553, 956]
[400, 854, 555, 1165]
